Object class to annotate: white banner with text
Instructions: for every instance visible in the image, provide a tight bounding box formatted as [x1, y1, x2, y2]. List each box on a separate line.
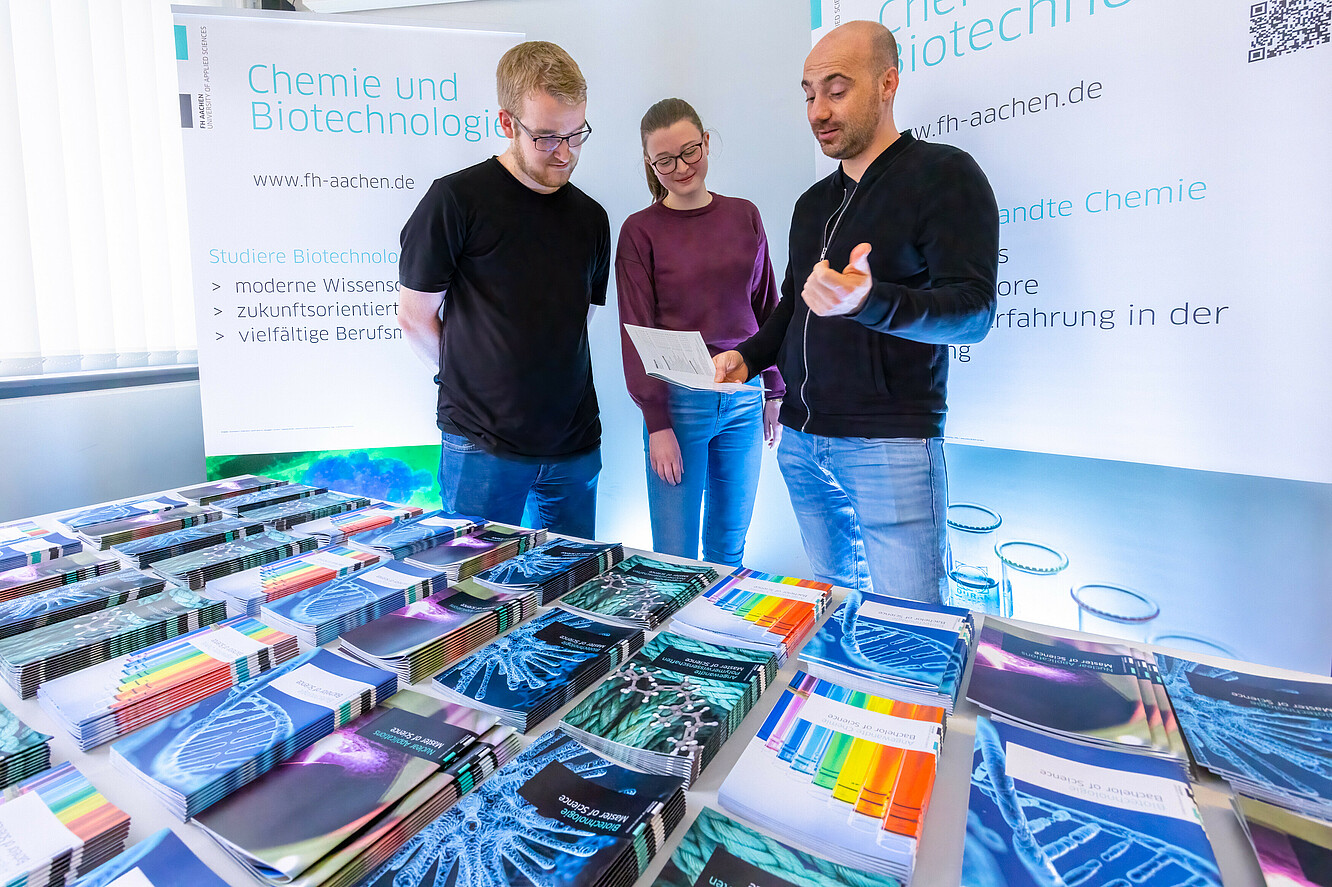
[174, 8, 521, 457]
[814, 0, 1331, 482]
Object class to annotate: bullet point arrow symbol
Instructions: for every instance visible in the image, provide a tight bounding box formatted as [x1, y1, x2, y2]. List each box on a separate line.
[213, 307, 222, 316]
[212, 282, 220, 291]
[215, 332, 224, 341]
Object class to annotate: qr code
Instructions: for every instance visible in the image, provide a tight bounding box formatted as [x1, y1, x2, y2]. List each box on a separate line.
[1249, 0, 1330, 62]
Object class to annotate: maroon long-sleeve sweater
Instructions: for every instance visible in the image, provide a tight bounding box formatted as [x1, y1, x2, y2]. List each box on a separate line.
[615, 193, 785, 433]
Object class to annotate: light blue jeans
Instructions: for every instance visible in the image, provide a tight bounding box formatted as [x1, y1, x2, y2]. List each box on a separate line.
[776, 430, 947, 603]
[438, 432, 600, 539]
[644, 385, 764, 567]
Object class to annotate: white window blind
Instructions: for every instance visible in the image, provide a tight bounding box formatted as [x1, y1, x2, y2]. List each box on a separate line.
[0, 0, 232, 379]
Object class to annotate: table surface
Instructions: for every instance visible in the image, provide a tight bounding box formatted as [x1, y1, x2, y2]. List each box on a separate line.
[0, 522, 1292, 887]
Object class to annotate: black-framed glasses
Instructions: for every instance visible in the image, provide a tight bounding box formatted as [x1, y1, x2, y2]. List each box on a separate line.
[512, 116, 592, 152]
[649, 141, 704, 174]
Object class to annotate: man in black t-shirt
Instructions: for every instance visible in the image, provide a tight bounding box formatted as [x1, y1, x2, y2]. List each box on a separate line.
[398, 41, 609, 538]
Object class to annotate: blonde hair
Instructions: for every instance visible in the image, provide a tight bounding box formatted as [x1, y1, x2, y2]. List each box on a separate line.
[496, 41, 587, 116]
[639, 98, 704, 204]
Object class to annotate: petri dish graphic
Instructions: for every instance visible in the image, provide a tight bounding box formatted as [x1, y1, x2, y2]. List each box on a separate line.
[1072, 583, 1160, 643]
[995, 540, 1069, 624]
[1151, 632, 1241, 662]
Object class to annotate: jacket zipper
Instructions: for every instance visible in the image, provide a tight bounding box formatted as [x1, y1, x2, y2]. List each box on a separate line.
[799, 181, 857, 433]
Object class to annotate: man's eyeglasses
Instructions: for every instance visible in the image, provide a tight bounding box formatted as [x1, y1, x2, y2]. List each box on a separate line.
[649, 142, 704, 174]
[512, 116, 592, 152]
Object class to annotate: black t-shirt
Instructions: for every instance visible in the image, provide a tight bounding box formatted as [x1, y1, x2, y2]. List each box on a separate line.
[399, 158, 610, 460]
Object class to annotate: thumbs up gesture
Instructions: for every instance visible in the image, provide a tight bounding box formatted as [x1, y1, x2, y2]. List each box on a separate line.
[801, 242, 873, 317]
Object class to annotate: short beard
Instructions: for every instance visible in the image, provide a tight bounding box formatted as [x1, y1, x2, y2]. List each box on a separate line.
[820, 102, 880, 160]
[822, 122, 875, 160]
[513, 145, 572, 190]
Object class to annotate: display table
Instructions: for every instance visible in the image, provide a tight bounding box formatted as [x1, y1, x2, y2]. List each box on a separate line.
[0, 533, 1278, 887]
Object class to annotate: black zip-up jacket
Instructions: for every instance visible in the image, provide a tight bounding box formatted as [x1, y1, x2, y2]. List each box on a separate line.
[737, 132, 999, 439]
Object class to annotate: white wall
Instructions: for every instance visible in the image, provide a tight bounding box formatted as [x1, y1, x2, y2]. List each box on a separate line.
[0, 382, 206, 521]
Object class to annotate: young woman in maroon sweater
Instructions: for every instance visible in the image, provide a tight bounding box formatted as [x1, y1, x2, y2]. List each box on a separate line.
[615, 98, 783, 566]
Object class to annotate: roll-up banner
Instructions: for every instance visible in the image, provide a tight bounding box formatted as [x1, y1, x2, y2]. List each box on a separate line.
[812, 1, 1330, 668]
[172, 7, 522, 502]
[814, 0, 1331, 484]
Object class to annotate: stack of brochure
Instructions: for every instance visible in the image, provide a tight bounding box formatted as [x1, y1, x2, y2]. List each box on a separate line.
[290, 502, 423, 545]
[351, 510, 484, 559]
[110, 648, 398, 819]
[69, 829, 228, 887]
[176, 474, 282, 505]
[962, 715, 1219, 887]
[670, 568, 833, 666]
[262, 544, 390, 596]
[967, 619, 1185, 758]
[339, 580, 540, 684]
[0, 569, 165, 640]
[433, 607, 645, 732]
[472, 538, 625, 605]
[719, 671, 946, 881]
[799, 591, 973, 713]
[560, 555, 718, 630]
[38, 616, 301, 750]
[110, 516, 265, 569]
[0, 519, 83, 572]
[74, 505, 224, 551]
[150, 528, 319, 590]
[562, 632, 778, 787]
[216, 482, 327, 516]
[652, 806, 903, 887]
[210, 544, 387, 617]
[0, 585, 228, 697]
[403, 525, 547, 583]
[359, 728, 687, 887]
[1234, 793, 1332, 887]
[261, 559, 446, 646]
[242, 490, 371, 530]
[1158, 654, 1332, 819]
[0, 551, 118, 602]
[0, 762, 131, 887]
[194, 690, 521, 887]
[0, 701, 51, 788]
[55, 493, 190, 533]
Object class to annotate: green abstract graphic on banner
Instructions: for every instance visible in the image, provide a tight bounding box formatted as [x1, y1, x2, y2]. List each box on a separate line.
[206, 446, 438, 509]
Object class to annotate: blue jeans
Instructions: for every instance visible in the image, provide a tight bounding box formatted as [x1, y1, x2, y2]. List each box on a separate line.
[777, 430, 947, 603]
[438, 432, 600, 539]
[644, 386, 763, 567]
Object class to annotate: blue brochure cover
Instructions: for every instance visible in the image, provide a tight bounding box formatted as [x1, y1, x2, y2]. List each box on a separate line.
[801, 591, 969, 693]
[71, 828, 228, 887]
[474, 539, 619, 588]
[361, 728, 684, 887]
[0, 569, 165, 639]
[263, 560, 442, 626]
[962, 716, 1218, 887]
[111, 648, 396, 798]
[0, 530, 83, 573]
[433, 608, 640, 713]
[55, 494, 190, 531]
[111, 516, 264, 564]
[1157, 654, 1332, 806]
[353, 510, 483, 558]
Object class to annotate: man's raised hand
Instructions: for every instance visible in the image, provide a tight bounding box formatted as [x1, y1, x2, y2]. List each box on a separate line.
[801, 242, 873, 316]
